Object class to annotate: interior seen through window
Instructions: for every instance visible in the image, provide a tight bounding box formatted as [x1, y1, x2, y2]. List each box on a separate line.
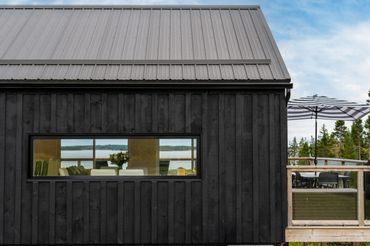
[32, 136, 198, 177]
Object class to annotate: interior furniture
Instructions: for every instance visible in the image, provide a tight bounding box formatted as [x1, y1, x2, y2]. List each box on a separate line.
[59, 168, 69, 176]
[90, 169, 117, 176]
[119, 169, 144, 176]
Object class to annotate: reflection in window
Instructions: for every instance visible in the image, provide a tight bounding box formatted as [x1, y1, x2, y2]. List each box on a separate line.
[61, 139, 93, 169]
[32, 137, 198, 177]
[159, 139, 197, 175]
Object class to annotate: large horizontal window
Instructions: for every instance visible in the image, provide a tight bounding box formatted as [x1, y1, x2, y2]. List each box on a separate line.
[31, 136, 199, 177]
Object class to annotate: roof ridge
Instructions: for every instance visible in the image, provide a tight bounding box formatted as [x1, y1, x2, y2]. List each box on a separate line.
[0, 5, 260, 10]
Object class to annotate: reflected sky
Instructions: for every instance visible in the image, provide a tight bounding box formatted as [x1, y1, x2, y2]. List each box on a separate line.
[61, 139, 93, 146]
[96, 139, 128, 146]
[60, 138, 194, 146]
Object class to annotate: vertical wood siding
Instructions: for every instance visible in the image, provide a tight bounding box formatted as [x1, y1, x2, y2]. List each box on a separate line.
[0, 89, 287, 244]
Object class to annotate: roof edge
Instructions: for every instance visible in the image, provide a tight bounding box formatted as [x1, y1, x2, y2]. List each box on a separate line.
[0, 80, 293, 89]
[0, 4, 260, 10]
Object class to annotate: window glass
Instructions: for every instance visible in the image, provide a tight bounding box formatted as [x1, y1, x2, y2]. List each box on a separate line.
[61, 139, 93, 169]
[32, 136, 198, 177]
[160, 139, 197, 175]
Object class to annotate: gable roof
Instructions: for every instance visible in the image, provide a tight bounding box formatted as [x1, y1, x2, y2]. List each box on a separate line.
[0, 5, 291, 87]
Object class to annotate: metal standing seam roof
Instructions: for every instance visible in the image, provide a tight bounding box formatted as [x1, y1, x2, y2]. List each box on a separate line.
[0, 5, 291, 85]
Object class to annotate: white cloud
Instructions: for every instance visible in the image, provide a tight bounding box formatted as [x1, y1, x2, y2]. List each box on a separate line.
[280, 21, 370, 102]
[279, 21, 370, 141]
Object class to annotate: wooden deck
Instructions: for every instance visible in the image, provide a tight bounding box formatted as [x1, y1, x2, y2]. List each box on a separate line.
[286, 227, 370, 242]
[286, 162, 370, 242]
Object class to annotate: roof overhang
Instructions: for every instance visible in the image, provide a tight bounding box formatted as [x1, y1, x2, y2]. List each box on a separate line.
[0, 79, 292, 90]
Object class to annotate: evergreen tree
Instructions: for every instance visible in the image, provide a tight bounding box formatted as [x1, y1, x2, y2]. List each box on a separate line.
[365, 90, 370, 158]
[297, 138, 310, 165]
[316, 124, 335, 158]
[351, 119, 364, 159]
[309, 136, 315, 158]
[365, 116, 370, 157]
[343, 132, 357, 159]
[366, 90, 370, 158]
[333, 120, 347, 141]
[332, 120, 348, 157]
[298, 138, 310, 157]
[288, 137, 299, 157]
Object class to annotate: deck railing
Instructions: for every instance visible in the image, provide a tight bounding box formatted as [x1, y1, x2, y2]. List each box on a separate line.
[288, 156, 368, 166]
[287, 157, 370, 227]
[285, 158, 370, 241]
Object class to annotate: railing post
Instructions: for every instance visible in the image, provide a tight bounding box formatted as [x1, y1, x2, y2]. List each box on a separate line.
[357, 170, 365, 226]
[287, 168, 293, 226]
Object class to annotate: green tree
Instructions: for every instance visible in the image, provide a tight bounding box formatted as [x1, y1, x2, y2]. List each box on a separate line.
[309, 136, 315, 158]
[351, 119, 364, 159]
[366, 90, 370, 158]
[316, 124, 335, 158]
[343, 132, 357, 159]
[288, 137, 300, 165]
[333, 120, 347, 142]
[288, 137, 299, 157]
[365, 116, 370, 158]
[332, 120, 348, 157]
[298, 138, 311, 165]
[332, 120, 348, 158]
[298, 138, 311, 157]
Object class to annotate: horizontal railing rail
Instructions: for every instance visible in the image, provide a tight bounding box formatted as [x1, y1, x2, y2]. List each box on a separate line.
[288, 156, 368, 166]
[287, 165, 370, 171]
[287, 165, 370, 227]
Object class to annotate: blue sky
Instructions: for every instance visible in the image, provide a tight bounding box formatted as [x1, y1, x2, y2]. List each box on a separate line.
[2, 0, 370, 141]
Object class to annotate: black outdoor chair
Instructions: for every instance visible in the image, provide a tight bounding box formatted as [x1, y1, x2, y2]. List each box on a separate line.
[318, 172, 338, 188]
[342, 171, 351, 188]
[294, 172, 310, 188]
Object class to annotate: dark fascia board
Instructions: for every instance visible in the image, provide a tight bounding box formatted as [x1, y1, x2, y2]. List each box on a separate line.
[0, 80, 293, 90]
[0, 5, 260, 10]
[0, 59, 271, 65]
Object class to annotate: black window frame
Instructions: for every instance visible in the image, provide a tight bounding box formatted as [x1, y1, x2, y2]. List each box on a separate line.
[28, 133, 201, 180]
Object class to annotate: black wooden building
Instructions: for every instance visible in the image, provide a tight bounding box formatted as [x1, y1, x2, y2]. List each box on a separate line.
[0, 5, 291, 244]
